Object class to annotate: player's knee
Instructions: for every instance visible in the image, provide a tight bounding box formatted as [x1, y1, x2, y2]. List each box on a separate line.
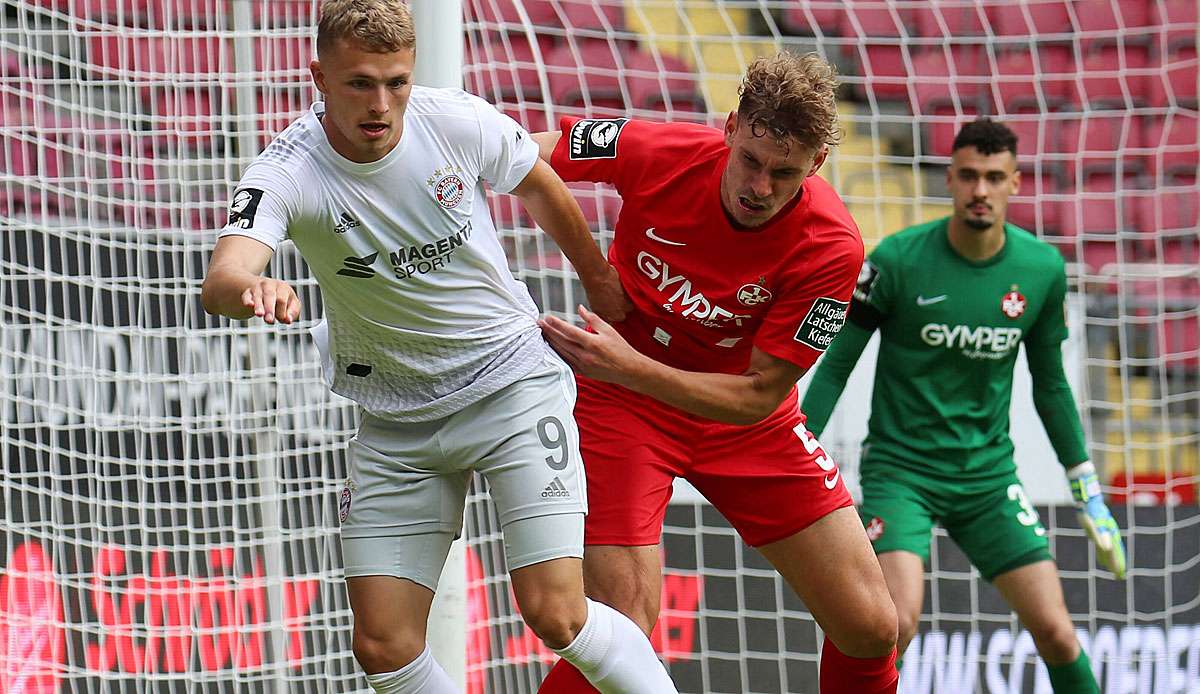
[520, 594, 588, 650]
[895, 609, 919, 654]
[1030, 620, 1080, 664]
[832, 600, 898, 658]
[352, 625, 425, 674]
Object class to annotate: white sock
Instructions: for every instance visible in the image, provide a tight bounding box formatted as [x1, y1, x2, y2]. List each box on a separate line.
[552, 598, 678, 694]
[364, 645, 459, 694]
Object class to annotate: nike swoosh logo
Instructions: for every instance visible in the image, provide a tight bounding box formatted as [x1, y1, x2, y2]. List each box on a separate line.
[824, 469, 840, 490]
[917, 294, 948, 306]
[645, 227, 685, 246]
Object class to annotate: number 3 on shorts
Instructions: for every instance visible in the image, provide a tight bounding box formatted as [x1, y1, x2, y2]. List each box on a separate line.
[1007, 483, 1046, 537]
[537, 416, 569, 470]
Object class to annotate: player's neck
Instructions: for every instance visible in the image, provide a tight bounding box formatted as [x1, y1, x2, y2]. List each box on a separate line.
[947, 217, 1006, 262]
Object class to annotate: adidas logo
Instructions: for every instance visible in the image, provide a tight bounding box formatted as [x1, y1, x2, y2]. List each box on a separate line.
[541, 477, 570, 499]
[334, 211, 361, 234]
[337, 251, 377, 278]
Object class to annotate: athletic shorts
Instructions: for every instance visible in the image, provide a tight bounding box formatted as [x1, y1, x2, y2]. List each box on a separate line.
[858, 468, 1053, 581]
[575, 376, 853, 548]
[339, 351, 587, 590]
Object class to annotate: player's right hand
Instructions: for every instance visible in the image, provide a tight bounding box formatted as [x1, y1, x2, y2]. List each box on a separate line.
[1068, 462, 1126, 580]
[240, 278, 301, 325]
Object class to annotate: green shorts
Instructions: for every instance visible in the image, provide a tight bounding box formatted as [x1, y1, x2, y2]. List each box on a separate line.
[858, 469, 1052, 581]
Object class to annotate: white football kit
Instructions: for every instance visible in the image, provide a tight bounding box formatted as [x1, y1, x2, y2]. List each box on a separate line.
[220, 87, 586, 587]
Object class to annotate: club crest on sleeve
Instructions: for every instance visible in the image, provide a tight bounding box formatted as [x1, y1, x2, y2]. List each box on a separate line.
[853, 260, 879, 303]
[227, 188, 264, 229]
[1001, 288, 1026, 319]
[569, 118, 629, 160]
[793, 297, 849, 351]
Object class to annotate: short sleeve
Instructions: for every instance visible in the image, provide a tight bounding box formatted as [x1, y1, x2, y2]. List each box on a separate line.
[218, 162, 299, 251]
[475, 100, 539, 194]
[754, 235, 864, 370]
[549, 116, 645, 190]
[1026, 257, 1069, 346]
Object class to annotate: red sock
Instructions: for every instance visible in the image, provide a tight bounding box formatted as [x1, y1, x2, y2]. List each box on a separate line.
[538, 658, 601, 694]
[819, 635, 898, 694]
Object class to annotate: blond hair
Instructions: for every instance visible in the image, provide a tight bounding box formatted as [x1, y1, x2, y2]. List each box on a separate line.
[317, 0, 416, 56]
[737, 52, 842, 151]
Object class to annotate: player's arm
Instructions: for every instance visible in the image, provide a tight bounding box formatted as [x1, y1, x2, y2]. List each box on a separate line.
[800, 256, 889, 436]
[540, 305, 800, 425]
[1026, 266, 1125, 578]
[799, 321, 874, 437]
[531, 131, 559, 163]
[202, 235, 301, 324]
[511, 159, 631, 322]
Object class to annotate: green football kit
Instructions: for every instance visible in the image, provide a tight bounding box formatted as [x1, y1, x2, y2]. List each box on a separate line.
[802, 217, 1088, 580]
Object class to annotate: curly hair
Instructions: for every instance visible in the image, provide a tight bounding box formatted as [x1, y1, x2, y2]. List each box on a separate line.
[317, 0, 416, 56]
[737, 52, 842, 151]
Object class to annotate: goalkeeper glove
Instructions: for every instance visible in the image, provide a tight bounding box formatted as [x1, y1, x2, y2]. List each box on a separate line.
[1067, 462, 1126, 580]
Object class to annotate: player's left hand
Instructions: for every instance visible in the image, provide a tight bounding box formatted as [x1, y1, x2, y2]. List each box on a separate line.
[579, 265, 633, 324]
[1068, 463, 1127, 580]
[538, 305, 646, 385]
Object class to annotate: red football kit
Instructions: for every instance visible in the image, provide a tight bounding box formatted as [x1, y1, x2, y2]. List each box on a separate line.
[551, 116, 863, 547]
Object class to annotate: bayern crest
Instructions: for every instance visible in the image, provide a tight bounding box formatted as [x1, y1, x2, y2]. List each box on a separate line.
[737, 283, 773, 307]
[434, 174, 465, 209]
[1001, 289, 1026, 319]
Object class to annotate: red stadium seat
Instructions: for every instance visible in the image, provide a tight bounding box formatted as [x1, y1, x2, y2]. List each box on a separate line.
[781, 2, 845, 36]
[1156, 315, 1200, 370]
[252, 0, 315, 28]
[1078, 46, 1151, 108]
[467, 0, 558, 27]
[545, 41, 626, 117]
[988, 0, 1072, 38]
[1153, 0, 1199, 49]
[1056, 111, 1141, 179]
[254, 36, 314, 76]
[1057, 172, 1141, 238]
[558, 0, 625, 34]
[1146, 46, 1199, 109]
[911, 1, 988, 37]
[991, 46, 1076, 113]
[1134, 188, 1200, 235]
[1140, 113, 1200, 181]
[625, 51, 705, 115]
[565, 182, 622, 231]
[467, 33, 555, 101]
[88, 34, 231, 78]
[840, 1, 912, 101]
[1074, 0, 1156, 51]
[911, 46, 990, 114]
[1007, 171, 1063, 236]
[498, 102, 549, 135]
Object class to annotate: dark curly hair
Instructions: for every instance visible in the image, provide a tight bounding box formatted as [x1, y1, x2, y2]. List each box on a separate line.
[736, 52, 842, 151]
[952, 118, 1019, 157]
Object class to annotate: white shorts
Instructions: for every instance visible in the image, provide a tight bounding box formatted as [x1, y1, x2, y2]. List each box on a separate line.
[339, 351, 587, 590]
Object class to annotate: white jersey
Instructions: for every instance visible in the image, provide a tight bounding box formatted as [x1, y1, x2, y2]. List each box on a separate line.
[219, 86, 545, 421]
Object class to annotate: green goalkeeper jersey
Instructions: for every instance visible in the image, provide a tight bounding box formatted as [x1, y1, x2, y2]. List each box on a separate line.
[802, 217, 1088, 481]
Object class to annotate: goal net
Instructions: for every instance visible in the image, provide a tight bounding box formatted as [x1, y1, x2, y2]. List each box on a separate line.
[2, 0, 1197, 692]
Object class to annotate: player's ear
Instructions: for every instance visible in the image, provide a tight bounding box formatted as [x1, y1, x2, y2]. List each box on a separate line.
[1009, 162, 1021, 196]
[724, 111, 738, 146]
[310, 60, 328, 95]
[807, 146, 829, 177]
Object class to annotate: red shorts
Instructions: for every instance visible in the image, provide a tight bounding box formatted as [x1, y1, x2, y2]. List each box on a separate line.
[574, 375, 853, 548]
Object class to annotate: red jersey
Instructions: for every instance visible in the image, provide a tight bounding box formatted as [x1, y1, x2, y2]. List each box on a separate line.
[551, 117, 864, 374]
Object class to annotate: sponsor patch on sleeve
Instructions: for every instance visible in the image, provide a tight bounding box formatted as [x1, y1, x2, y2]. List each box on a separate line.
[794, 297, 850, 351]
[568, 118, 629, 160]
[853, 260, 879, 304]
[227, 188, 264, 229]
